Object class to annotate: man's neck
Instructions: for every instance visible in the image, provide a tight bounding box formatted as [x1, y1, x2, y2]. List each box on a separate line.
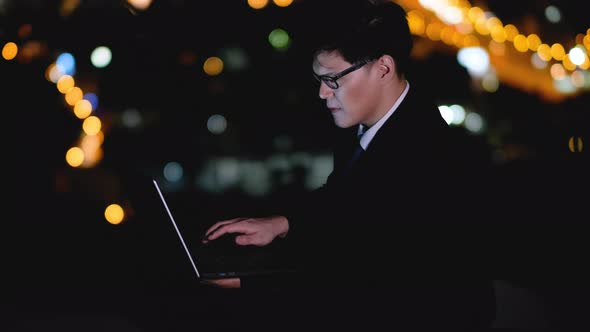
[366, 78, 408, 127]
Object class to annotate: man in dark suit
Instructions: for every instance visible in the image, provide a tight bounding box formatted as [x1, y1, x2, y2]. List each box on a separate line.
[202, 0, 496, 329]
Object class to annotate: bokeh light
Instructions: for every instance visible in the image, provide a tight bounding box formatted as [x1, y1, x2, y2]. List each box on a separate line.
[127, 0, 152, 11]
[65, 86, 83, 106]
[273, 0, 293, 7]
[164, 162, 184, 182]
[248, 0, 268, 10]
[65, 147, 84, 167]
[203, 56, 224, 76]
[121, 108, 142, 128]
[569, 46, 586, 66]
[464, 112, 485, 134]
[56, 52, 76, 76]
[104, 204, 125, 225]
[207, 114, 227, 134]
[482, 72, 500, 93]
[47, 63, 66, 83]
[457, 47, 489, 77]
[83, 92, 99, 110]
[2, 42, 18, 60]
[438, 105, 453, 125]
[74, 99, 93, 119]
[56, 75, 75, 94]
[545, 5, 561, 23]
[90, 46, 112, 68]
[268, 28, 291, 50]
[550, 43, 566, 61]
[449, 104, 466, 125]
[82, 116, 102, 136]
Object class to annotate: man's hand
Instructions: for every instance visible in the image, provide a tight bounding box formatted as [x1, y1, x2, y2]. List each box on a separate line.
[202, 215, 289, 246]
[201, 278, 241, 288]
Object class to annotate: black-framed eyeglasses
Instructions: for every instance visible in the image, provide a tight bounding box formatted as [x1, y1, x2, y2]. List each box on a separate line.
[313, 59, 371, 90]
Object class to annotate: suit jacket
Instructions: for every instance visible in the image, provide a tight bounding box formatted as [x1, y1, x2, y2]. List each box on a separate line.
[244, 84, 496, 329]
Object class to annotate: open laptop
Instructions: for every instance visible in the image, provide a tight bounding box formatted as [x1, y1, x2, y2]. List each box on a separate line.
[150, 178, 294, 280]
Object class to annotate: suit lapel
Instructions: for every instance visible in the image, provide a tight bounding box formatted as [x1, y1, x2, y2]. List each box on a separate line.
[329, 86, 447, 184]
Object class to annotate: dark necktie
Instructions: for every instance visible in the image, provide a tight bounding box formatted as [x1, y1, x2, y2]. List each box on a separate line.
[342, 130, 366, 175]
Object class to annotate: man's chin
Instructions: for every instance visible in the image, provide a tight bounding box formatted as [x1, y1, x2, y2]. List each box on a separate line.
[333, 120, 356, 129]
[332, 116, 356, 129]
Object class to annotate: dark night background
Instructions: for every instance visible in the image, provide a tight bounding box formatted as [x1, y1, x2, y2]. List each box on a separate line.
[2, 0, 590, 330]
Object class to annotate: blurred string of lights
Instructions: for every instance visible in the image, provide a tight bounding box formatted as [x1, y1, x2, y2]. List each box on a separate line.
[1, 0, 585, 224]
[398, 0, 590, 101]
[49, 53, 105, 170]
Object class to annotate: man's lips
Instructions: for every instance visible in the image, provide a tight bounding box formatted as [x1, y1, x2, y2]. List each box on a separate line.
[328, 107, 341, 112]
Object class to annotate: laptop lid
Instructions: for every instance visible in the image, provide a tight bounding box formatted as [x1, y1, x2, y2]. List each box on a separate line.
[151, 179, 294, 280]
[152, 179, 202, 279]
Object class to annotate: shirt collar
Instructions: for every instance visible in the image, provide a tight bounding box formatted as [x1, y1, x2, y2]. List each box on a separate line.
[358, 81, 410, 150]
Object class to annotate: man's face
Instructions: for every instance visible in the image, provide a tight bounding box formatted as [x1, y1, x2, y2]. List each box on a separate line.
[312, 51, 381, 128]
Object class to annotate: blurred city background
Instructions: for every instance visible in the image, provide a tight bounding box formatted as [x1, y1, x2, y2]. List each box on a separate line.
[3, 0, 590, 329]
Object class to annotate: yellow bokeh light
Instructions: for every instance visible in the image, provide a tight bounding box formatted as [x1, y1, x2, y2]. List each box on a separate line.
[568, 137, 583, 153]
[474, 18, 490, 36]
[513, 34, 529, 52]
[440, 26, 456, 45]
[74, 99, 92, 119]
[2, 42, 18, 60]
[105, 204, 125, 225]
[503, 24, 519, 42]
[65, 147, 84, 167]
[527, 34, 541, 52]
[467, 7, 484, 23]
[490, 25, 506, 43]
[65, 86, 83, 106]
[248, 0, 268, 10]
[203, 56, 224, 76]
[57, 75, 75, 94]
[407, 10, 425, 35]
[485, 17, 502, 30]
[580, 56, 590, 70]
[537, 44, 552, 61]
[425, 22, 442, 41]
[273, 0, 292, 7]
[82, 116, 102, 136]
[550, 43, 565, 61]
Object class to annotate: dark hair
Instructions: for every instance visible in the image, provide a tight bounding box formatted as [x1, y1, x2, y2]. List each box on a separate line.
[309, 0, 413, 77]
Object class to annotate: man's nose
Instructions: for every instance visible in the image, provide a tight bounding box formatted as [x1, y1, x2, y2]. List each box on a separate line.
[318, 82, 334, 99]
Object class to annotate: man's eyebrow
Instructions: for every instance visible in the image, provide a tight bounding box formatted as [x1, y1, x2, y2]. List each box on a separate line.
[316, 72, 335, 77]
[314, 68, 337, 77]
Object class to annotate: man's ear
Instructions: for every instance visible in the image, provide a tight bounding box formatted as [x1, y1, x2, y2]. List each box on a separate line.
[377, 55, 397, 80]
